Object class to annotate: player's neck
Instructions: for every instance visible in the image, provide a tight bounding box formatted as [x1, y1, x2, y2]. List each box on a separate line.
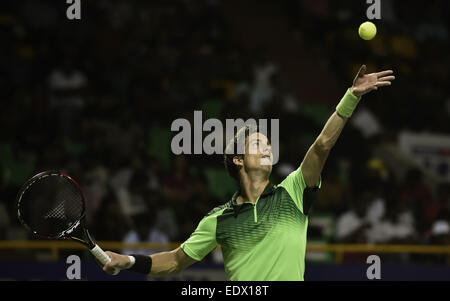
[237, 175, 269, 205]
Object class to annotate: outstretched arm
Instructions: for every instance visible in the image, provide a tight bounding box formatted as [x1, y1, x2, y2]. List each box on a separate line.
[102, 247, 197, 277]
[301, 65, 395, 187]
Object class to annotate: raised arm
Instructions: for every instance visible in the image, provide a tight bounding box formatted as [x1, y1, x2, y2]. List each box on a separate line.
[301, 65, 395, 187]
[301, 111, 347, 187]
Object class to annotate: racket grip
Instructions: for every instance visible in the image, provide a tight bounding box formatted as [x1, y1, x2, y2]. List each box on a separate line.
[90, 244, 119, 275]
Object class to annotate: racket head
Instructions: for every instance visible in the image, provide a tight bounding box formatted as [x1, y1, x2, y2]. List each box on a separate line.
[16, 170, 87, 241]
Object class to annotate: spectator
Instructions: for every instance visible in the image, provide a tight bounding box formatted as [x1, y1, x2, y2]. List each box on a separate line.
[424, 183, 450, 229]
[91, 191, 129, 241]
[399, 168, 434, 234]
[335, 192, 371, 243]
[161, 155, 195, 205]
[366, 197, 417, 244]
[429, 220, 450, 264]
[48, 55, 88, 137]
[122, 212, 170, 256]
[249, 50, 279, 115]
[0, 201, 10, 240]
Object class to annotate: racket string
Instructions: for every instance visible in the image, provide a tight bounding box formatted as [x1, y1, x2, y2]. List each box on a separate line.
[18, 174, 85, 237]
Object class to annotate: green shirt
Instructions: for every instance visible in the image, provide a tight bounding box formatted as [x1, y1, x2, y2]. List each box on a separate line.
[181, 165, 321, 281]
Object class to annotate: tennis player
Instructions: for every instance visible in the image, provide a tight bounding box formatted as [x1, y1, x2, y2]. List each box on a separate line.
[102, 65, 394, 280]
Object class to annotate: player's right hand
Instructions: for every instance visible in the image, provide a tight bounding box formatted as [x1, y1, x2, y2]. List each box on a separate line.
[101, 251, 133, 275]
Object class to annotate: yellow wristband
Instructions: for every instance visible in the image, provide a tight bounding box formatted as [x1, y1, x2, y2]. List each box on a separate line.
[336, 88, 361, 118]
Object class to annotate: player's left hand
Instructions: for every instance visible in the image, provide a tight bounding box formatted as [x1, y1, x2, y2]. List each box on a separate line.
[350, 64, 395, 98]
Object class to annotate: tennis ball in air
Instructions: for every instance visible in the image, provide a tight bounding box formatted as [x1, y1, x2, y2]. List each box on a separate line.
[358, 21, 377, 40]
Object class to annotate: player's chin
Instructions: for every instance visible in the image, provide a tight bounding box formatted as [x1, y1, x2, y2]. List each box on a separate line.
[258, 158, 273, 168]
[257, 161, 272, 174]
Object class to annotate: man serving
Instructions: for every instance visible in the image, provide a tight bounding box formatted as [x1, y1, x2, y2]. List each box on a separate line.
[102, 65, 394, 280]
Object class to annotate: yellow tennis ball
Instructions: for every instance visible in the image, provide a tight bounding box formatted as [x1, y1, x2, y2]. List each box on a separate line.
[358, 21, 377, 40]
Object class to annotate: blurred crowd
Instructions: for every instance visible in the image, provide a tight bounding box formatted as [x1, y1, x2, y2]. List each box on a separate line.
[0, 0, 449, 264]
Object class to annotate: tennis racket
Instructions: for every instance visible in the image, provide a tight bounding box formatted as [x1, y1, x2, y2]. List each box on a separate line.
[16, 170, 119, 275]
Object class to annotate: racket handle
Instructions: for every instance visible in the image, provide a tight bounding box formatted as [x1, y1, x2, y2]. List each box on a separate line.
[90, 244, 119, 275]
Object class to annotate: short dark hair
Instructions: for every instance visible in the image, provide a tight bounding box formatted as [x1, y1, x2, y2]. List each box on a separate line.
[224, 125, 259, 181]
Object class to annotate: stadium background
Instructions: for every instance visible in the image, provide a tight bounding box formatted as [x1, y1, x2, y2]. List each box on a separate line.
[0, 0, 449, 280]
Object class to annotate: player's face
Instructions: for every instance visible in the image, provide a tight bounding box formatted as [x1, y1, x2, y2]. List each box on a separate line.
[243, 132, 273, 176]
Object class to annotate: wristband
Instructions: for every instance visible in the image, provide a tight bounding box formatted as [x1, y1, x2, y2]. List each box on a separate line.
[336, 88, 361, 118]
[127, 254, 152, 274]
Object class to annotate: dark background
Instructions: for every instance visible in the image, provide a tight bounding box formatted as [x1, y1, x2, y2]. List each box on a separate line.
[0, 0, 449, 268]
